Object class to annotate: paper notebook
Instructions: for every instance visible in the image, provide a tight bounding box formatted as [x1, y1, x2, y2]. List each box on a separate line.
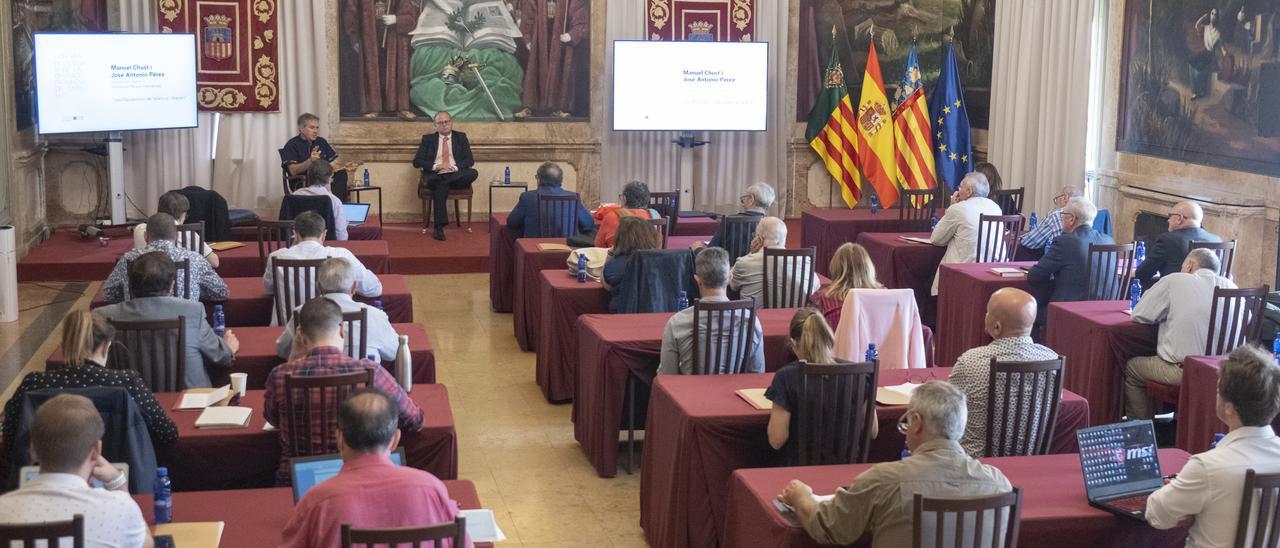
[207, 241, 245, 251]
[898, 236, 933, 245]
[537, 243, 572, 251]
[459, 509, 508, 542]
[177, 385, 232, 410]
[989, 267, 1025, 277]
[735, 388, 772, 410]
[194, 407, 252, 429]
[773, 494, 837, 519]
[875, 383, 921, 406]
[153, 521, 224, 548]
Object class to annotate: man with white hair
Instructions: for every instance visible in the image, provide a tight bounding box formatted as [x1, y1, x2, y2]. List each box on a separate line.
[1019, 185, 1085, 254]
[927, 172, 1003, 295]
[729, 217, 821, 304]
[659, 247, 764, 375]
[1135, 200, 1221, 286]
[694, 182, 775, 250]
[276, 257, 399, 361]
[1026, 196, 1114, 319]
[1124, 248, 1237, 419]
[779, 381, 1012, 547]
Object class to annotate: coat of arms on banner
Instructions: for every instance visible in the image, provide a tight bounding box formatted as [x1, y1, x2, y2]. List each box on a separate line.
[647, 0, 756, 42]
[158, 0, 280, 112]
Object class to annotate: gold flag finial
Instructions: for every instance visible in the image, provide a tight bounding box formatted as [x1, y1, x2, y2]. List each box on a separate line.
[831, 24, 837, 39]
[869, 22, 875, 40]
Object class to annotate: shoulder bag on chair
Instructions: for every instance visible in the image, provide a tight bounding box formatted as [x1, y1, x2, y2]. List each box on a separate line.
[567, 247, 609, 281]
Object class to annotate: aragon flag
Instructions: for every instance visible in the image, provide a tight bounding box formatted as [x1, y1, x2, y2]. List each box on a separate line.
[892, 42, 937, 207]
[804, 31, 862, 208]
[853, 38, 899, 209]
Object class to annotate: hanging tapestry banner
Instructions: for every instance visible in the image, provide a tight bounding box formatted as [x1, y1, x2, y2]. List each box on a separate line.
[647, 0, 755, 42]
[157, 0, 280, 112]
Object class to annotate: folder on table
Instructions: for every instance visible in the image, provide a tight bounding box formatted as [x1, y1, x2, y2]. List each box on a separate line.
[207, 241, 245, 251]
[537, 242, 572, 252]
[898, 236, 933, 245]
[735, 388, 772, 410]
[988, 267, 1025, 277]
[153, 521, 224, 548]
[194, 406, 252, 429]
[176, 385, 232, 410]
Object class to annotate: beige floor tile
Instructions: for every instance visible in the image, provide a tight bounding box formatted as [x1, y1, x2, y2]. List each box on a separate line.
[508, 510, 612, 544]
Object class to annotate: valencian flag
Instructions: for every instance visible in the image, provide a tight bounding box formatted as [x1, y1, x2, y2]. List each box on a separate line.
[853, 36, 899, 209]
[892, 41, 937, 206]
[929, 41, 973, 191]
[805, 30, 862, 208]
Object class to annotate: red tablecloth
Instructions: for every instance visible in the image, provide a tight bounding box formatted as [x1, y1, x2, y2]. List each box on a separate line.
[228, 219, 383, 241]
[722, 449, 1191, 548]
[535, 271, 610, 402]
[800, 209, 920, 276]
[1179, 355, 1226, 454]
[131, 481, 487, 547]
[640, 368, 1090, 548]
[673, 215, 718, 237]
[488, 213, 519, 312]
[153, 385, 457, 491]
[89, 274, 414, 327]
[1045, 301, 1158, 426]
[46, 323, 436, 389]
[856, 232, 945, 326]
[512, 239, 575, 351]
[934, 262, 1033, 368]
[215, 240, 390, 278]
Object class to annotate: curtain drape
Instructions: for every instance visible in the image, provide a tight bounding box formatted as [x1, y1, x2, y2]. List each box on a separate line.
[988, 0, 1095, 215]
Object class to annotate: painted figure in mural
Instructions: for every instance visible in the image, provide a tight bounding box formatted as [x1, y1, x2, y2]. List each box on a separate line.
[407, 0, 525, 121]
[514, 0, 589, 118]
[1189, 7, 1224, 100]
[343, 0, 423, 119]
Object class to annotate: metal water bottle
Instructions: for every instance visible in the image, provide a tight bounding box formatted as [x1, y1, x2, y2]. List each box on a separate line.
[1128, 279, 1143, 311]
[395, 335, 412, 392]
[576, 254, 587, 283]
[504, 166, 511, 185]
[1135, 240, 1146, 267]
[213, 305, 226, 338]
[362, 168, 370, 187]
[1029, 212, 1038, 230]
[677, 290, 689, 310]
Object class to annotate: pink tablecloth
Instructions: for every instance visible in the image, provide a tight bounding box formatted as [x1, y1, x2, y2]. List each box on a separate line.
[536, 271, 610, 402]
[722, 449, 1190, 548]
[856, 232, 946, 326]
[512, 238, 574, 351]
[488, 213, 519, 312]
[800, 209, 921, 276]
[639, 368, 1089, 548]
[1044, 300, 1158, 426]
[934, 262, 1033, 368]
[673, 215, 718, 237]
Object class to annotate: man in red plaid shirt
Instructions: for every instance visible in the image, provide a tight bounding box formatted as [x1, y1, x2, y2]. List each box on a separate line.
[265, 298, 423, 484]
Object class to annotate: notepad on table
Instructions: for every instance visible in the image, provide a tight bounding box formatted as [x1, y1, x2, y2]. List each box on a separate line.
[176, 385, 232, 410]
[773, 493, 837, 519]
[898, 236, 933, 245]
[537, 242, 572, 251]
[988, 267, 1025, 278]
[735, 388, 772, 410]
[153, 521, 224, 548]
[459, 509, 508, 542]
[875, 383, 921, 405]
[207, 241, 245, 251]
[194, 406, 252, 429]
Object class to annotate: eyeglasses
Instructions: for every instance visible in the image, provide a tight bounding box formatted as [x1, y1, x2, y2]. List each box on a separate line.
[434, 120, 452, 126]
[897, 412, 915, 435]
[904, 370, 939, 385]
[1168, 213, 1186, 222]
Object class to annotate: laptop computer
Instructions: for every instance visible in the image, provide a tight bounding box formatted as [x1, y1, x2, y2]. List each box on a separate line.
[290, 448, 405, 503]
[342, 203, 371, 226]
[1075, 420, 1165, 521]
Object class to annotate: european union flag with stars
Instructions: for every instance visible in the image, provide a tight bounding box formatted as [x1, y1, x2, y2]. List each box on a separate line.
[928, 42, 972, 192]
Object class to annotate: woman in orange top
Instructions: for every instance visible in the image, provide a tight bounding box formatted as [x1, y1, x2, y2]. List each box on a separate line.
[594, 180, 661, 247]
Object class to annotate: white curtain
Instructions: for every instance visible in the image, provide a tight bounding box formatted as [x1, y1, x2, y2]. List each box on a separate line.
[988, 0, 1095, 215]
[601, 0, 791, 214]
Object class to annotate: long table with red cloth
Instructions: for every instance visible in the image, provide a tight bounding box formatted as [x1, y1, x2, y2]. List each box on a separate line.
[934, 262, 1034, 368]
[1177, 355, 1280, 454]
[673, 214, 718, 236]
[856, 232, 946, 326]
[153, 386, 457, 491]
[722, 449, 1191, 548]
[640, 368, 1090, 548]
[228, 217, 383, 241]
[800, 208, 923, 276]
[488, 213, 519, 312]
[213, 240, 390, 278]
[46, 323, 436, 389]
[131, 481, 489, 547]
[89, 274, 414, 327]
[1044, 300, 1158, 426]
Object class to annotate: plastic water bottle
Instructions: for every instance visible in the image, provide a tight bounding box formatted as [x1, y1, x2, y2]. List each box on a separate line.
[373, 299, 383, 311]
[1272, 332, 1280, 364]
[504, 166, 511, 185]
[930, 215, 939, 229]
[1029, 212, 1038, 230]
[1211, 432, 1225, 449]
[213, 305, 226, 338]
[362, 168, 370, 187]
[900, 441, 911, 460]
[1135, 240, 1147, 267]
[576, 254, 588, 283]
[865, 343, 878, 362]
[869, 193, 880, 214]
[1128, 279, 1143, 311]
[154, 467, 172, 525]
[677, 290, 689, 310]
[395, 335, 412, 393]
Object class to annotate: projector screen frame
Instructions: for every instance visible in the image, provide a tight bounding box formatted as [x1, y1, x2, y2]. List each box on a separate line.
[32, 32, 200, 136]
[611, 39, 770, 133]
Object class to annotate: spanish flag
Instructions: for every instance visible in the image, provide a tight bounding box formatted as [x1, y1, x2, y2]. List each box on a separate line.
[805, 35, 862, 208]
[892, 42, 937, 206]
[853, 39, 899, 209]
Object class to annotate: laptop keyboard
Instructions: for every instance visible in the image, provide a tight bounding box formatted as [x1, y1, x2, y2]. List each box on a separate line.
[1107, 495, 1149, 514]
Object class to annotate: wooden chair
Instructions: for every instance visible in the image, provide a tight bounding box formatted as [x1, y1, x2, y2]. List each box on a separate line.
[795, 361, 879, 465]
[913, 488, 1023, 548]
[762, 247, 817, 308]
[976, 214, 1024, 263]
[1190, 239, 1238, 280]
[990, 188, 1025, 216]
[283, 370, 375, 458]
[123, 257, 190, 300]
[422, 188, 474, 229]
[271, 258, 325, 325]
[899, 188, 939, 231]
[1233, 469, 1280, 548]
[0, 514, 84, 547]
[984, 357, 1064, 457]
[692, 299, 759, 375]
[537, 193, 584, 237]
[107, 317, 186, 392]
[1085, 243, 1135, 301]
[646, 217, 670, 249]
[176, 221, 205, 253]
[278, 148, 305, 195]
[257, 220, 295, 270]
[649, 191, 680, 234]
[721, 215, 762, 266]
[341, 516, 466, 548]
[342, 308, 369, 360]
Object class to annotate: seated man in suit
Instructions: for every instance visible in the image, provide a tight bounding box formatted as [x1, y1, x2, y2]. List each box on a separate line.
[691, 182, 775, 249]
[507, 161, 594, 238]
[1018, 185, 1084, 256]
[281, 112, 357, 201]
[263, 211, 382, 300]
[928, 172, 1003, 295]
[658, 247, 764, 375]
[1123, 249, 1237, 419]
[276, 257, 399, 361]
[97, 252, 238, 388]
[1026, 197, 1113, 318]
[133, 190, 220, 267]
[1135, 200, 1221, 286]
[103, 213, 228, 304]
[730, 216, 820, 304]
[412, 111, 479, 241]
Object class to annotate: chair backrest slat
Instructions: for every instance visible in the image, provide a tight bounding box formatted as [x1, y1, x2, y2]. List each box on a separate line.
[691, 299, 757, 375]
[107, 317, 186, 392]
[913, 488, 1023, 548]
[1086, 243, 1135, 301]
[1191, 239, 1238, 280]
[272, 258, 326, 325]
[976, 215, 1024, 263]
[722, 215, 762, 266]
[1205, 285, 1269, 356]
[341, 308, 369, 360]
[341, 516, 467, 548]
[984, 357, 1064, 457]
[284, 370, 374, 459]
[0, 514, 85, 547]
[899, 188, 939, 231]
[537, 193, 582, 237]
[646, 217, 670, 249]
[795, 361, 878, 465]
[762, 247, 817, 309]
[257, 220, 296, 271]
[990, 188, 1025, 216]
[175, 221, 205, 254]
[1234, 470, 1280, 548]
[648, 191, 680, 235]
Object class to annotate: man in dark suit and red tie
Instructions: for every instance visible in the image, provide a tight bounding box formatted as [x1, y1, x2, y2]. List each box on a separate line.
[413, 111, 478, 241]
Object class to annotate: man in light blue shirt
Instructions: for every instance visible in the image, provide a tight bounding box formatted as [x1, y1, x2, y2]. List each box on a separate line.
[1019, 185, 1083, 251]
[658, 247, 764, 375]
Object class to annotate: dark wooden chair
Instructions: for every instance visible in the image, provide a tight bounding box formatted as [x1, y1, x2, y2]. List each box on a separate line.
[1190, 239, 1238, 280]
[0, 514, 84, 547]
[176, 220, 205, 253]
[649, 191, 680, 234]
[990, 188, 1025, 216]
[278, 148, 305, 195]
[795, 361, 879, 465]
[256, 220, 295, 270]
[913, 488, 1023, 548]
[692, 299, 759, 375]
[1085, 243, 1135, 301]
[270, 258, 326, 325]
[647, 217, 670, 249]
[107, 317, 186, 392]
[721, 215, 762, 266]
[537, 193, 584, 237]
[422, 188, 473, 229]
[123, 258, 190, 300]
[762, 247, 817, 308]
[1233, 469, 1280, 548]
[342, 308, 369, 360]
[283, 370, 375, 458]
[984, 357, 1064, 457]
[899, 188, 939, 231]
[341, 516, 466, 548]
[976, 214, 1024, 263]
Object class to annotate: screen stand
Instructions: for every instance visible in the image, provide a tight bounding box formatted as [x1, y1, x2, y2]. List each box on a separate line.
[107, 132, 126, 225]
[672, 132, 709, 211]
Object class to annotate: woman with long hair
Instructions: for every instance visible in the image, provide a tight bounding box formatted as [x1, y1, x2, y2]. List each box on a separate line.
[603, 216, 662, 311]
[974, 161, 1003, 193]
[809, 243, 883, 327]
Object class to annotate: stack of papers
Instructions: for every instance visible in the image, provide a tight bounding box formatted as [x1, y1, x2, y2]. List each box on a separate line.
[153, 521, 224, 548]
[735, 388, 772, 410]
[875, 383, 921, 405]
[898, 236, 933, 245]
[194, 407, 252, 429]
[988, 267, 1026, 278]
[177, 386, 232, 410]
[459, 509, 507, 542]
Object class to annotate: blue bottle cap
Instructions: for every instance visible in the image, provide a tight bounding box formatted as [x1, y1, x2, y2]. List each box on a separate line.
[157, 467, 168, 475]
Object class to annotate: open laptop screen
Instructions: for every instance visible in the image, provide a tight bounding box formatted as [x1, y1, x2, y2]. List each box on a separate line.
[291, 448, 405, 502]
[1076, 420, 1163, 500]
[342, 203, 370, 224]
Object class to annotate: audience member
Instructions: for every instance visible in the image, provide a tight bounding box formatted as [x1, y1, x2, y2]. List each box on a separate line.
[1146, 345, 1280, 546]
[595, 181, 660, 248]
[730, 217, 820, 304]
[276, 258, 399, 361]
[1135, 200, 1222, 286]
[279, 388, 469, 548]
[292, 161, 350, 241]
[928, 172, 1002, 295]
[693, 182, 774, 249]
[507, 162, 594, 237]
[265, 298, 423, 483]
[263, 210, 382, 300]
[0, 394, 154, 547]
[602, 216, 661, 312]
[97, 252, 237, 388]
[103, 213, 227, 304]
[778, 381, 1011, 547]
[808, 243, 882, 327]
[134, 190, 220, 267]
[974, 162, 1003, 193]
[1026, 197, 1113, 318]
[658, 247, 764, 375]
[1124, 249, 1237, 419]
[947, 288, 1058, 456]
[1019, 185, 1084, 252]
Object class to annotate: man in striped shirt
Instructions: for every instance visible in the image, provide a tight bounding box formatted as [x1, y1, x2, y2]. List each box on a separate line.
[1018, 185, 1083, 253]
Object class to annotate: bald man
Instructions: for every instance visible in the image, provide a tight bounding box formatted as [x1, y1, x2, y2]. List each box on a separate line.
[730, 216, 820, 304]
[947, 288, 1059, 456]
[1135, 201, 1221, 286]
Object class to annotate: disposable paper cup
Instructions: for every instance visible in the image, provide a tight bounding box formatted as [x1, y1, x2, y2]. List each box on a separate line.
[230, 373, 248, 397]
